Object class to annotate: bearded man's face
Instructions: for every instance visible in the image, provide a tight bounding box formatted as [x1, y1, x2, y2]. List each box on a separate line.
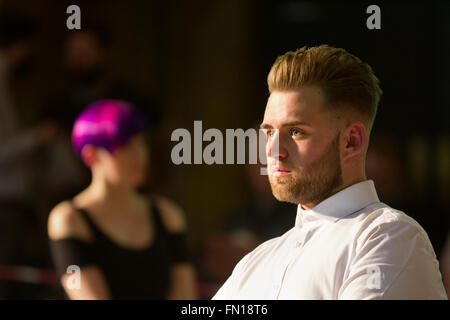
[261, 87, 343, 207]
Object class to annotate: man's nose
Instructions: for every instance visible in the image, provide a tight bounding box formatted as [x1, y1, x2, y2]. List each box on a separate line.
[267, 130, 288, 160]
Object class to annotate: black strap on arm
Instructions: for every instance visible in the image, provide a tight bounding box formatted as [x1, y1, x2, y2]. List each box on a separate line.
[167, 232, 192, 264]
[48, 237, 97, 278]
[150, 197, 192, 265]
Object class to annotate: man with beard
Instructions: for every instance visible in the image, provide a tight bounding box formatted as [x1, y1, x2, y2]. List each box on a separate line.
[212, 45, 447, 299]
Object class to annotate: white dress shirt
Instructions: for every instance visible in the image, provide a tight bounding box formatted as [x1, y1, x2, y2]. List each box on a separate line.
[212, 180, 448, 300]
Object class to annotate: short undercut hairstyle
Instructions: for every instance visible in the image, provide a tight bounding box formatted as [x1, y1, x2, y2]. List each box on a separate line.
[267, 45, 382, 130]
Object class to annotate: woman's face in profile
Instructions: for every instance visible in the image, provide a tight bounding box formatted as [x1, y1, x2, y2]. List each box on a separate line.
[98, 133, 149, 188]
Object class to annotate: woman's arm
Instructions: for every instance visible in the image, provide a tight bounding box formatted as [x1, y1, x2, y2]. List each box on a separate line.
[167, 264, 198, 300]
[60, 265, 111, 300]
[47, 201, 111, 300]
[155, 196, 198, 299]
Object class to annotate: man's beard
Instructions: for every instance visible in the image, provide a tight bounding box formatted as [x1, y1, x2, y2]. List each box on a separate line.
[268, 133, 343, 206]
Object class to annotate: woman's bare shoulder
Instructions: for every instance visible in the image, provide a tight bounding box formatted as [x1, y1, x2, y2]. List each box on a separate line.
[47, 201, 92, 242]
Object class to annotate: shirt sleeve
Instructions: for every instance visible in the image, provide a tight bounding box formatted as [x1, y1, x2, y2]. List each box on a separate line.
[338, 215, 448, 300]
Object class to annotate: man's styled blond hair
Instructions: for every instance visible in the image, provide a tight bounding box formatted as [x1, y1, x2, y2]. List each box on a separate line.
[267, 45, 382, 130]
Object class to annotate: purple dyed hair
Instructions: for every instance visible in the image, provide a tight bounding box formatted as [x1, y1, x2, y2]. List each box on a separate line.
[72, 99, 148, 158]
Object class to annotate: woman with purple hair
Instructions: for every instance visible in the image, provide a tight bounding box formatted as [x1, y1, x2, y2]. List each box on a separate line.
[47, 100, 197, 299]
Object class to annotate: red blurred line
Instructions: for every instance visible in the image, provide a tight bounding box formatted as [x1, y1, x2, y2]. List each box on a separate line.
[0, 265, 59, 285]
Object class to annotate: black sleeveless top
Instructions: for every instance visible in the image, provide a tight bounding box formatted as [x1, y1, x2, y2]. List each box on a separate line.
[49, 198, 190, 299]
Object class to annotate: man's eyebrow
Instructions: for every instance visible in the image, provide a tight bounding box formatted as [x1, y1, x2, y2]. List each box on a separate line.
[260, 121, 311, 129]
[282, 121, 311, 127]
[260, 123, 272, 129]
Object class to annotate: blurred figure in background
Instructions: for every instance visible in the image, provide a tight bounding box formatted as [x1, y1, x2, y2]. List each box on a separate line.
[47, 100, 197, 299]
[198, 162, 296, 299]
[40, 26, 163, 210]
[44, 27, 162, 131]
[0, 13, 57, 298]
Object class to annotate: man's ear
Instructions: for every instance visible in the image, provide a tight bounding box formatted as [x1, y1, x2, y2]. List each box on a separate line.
[80, 144, 97, 167]
[341, 122, 366, 161]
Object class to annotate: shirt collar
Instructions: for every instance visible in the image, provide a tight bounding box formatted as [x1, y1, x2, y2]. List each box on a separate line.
[295, 180, 380, 226]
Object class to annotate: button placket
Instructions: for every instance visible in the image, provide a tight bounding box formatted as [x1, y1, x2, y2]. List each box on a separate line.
[273, 234, 306, 299]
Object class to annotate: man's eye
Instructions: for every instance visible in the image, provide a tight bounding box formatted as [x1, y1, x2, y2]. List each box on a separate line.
[267, 129, 275, 137]
[290, 128, 304, 137]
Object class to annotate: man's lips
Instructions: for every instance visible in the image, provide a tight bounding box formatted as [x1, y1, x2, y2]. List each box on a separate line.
[270, 166, 292, 177]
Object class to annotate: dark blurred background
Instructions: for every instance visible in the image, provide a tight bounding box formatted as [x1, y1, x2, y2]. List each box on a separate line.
[0, 0, 448, 299]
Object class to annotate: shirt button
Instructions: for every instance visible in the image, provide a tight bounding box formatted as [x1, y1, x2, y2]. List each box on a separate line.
[295, 241, 302, 248]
